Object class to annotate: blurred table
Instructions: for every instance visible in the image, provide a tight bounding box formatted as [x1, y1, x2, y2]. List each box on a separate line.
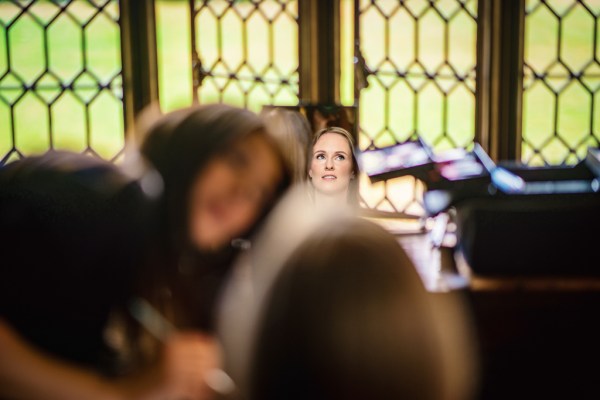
[395, 231, 467, 292]
[395, 228, 600, 400]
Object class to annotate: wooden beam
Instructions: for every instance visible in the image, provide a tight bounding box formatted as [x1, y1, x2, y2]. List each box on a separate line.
[475, 0, 525, 162]
[120, 0, 159, 133]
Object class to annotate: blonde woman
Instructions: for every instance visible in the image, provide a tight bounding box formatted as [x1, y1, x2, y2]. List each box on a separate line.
[308, 126, 360, 207]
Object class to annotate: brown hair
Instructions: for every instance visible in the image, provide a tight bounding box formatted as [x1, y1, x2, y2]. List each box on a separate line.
[132, 103, 291, 331]
[138, 103, 290, 255]
[249, 217, 479, 400]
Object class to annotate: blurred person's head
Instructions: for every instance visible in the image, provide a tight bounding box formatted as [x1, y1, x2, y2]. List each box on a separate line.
[0, 150, 156, 371]
[130, 103, 292, 331]
[308, 126, 359, 205]
[215, 185, 339, 394]
[134, 103, 291, 254]
[261, 107, 312, 184]
[248, 217, 479, 400]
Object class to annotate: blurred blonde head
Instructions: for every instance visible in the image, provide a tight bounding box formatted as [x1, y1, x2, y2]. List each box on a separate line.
[215, 186, 346, 397]
[261, 107, 312, 184]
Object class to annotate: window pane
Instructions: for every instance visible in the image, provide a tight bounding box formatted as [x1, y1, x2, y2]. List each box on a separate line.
[190, 0, 299, 113]
[357, 0, 478, 215]
[523, 0, 600, 165]
[0, 0, 124, 165]
[156, 0, 193, 112]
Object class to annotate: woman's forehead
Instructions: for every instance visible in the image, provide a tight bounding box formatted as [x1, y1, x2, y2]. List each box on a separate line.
[314, 132, 351, 151]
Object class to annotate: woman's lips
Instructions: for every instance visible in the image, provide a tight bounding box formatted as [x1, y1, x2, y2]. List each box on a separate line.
[322, 174, 337, 180]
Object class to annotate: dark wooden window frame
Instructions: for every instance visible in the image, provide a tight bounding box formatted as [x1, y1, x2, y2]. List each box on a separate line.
[123, 0, 526, 163]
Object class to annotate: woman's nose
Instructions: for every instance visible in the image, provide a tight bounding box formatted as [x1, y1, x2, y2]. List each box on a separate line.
[325, 158, 334, 169]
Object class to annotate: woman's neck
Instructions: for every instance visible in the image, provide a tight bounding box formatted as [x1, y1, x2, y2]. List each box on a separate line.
[312, 190, 349, 208]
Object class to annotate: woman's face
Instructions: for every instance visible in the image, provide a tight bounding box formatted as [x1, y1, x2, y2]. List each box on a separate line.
[309, 132, 354, 196]
[188, 131, 283, 250]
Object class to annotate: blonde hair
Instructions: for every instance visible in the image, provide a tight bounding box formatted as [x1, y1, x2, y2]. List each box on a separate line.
[261, 107, 312, 184]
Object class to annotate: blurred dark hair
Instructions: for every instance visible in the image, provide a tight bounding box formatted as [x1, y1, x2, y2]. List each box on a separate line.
[250, 217, 478, 400]
[138, 103, 290, 256]
[135, 103, 291, 330]
[0, 150, 156, 372]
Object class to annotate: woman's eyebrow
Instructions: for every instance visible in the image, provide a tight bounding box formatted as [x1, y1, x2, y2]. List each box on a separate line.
[334, 151, 349, 156]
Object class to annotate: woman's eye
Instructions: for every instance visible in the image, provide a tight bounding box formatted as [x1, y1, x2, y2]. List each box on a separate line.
[315, 154, 325, 160]
[335, 155, 346, 161]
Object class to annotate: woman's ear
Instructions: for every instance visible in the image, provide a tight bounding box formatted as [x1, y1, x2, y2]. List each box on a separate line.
[308, 169, 313, 178]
